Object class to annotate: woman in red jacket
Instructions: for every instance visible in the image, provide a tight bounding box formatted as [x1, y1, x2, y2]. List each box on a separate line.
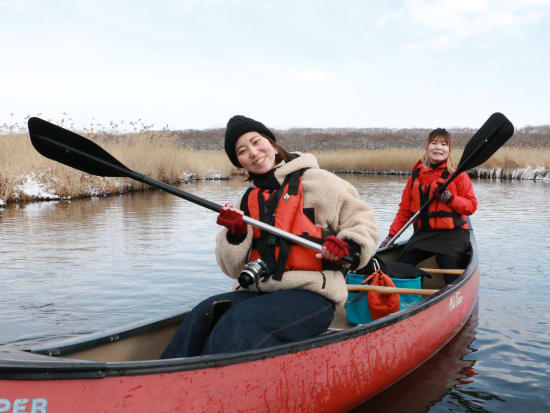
[380, 128, 477, 284]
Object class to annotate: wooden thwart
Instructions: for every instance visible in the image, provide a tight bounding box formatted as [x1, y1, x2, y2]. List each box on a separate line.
[347, 285, 438, 296]
[419, 268, 463, 275]
[345, 268, 463, 296]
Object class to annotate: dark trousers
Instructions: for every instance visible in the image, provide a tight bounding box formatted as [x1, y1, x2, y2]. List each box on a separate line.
[161, 289, 334, 359]
[397, 249, 461, 284]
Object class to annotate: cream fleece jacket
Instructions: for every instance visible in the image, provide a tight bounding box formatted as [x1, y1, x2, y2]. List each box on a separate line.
[215, 153, 379, 306]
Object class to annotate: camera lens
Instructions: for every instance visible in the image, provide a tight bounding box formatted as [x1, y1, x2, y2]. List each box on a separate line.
[238, 258, 269, 288]
[238, 270, 255, 288]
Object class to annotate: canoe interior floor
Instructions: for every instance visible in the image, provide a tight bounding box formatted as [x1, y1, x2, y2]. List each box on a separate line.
[58, 255, 452, 363]
[61, 324, 179, 363]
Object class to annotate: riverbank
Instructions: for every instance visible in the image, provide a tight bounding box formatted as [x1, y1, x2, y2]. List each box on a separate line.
[1, 129, 549, 206]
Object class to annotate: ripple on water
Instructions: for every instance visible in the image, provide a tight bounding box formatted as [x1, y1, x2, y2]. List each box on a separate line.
[2, 177, 550, 413]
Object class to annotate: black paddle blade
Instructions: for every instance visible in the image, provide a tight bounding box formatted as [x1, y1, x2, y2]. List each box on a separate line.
[457, 112, 514, 173]
[28, 117, 130, 177]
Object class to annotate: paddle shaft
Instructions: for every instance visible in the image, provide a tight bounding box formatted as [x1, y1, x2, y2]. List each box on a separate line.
[33, 133, 333, 258]
[347, 284, 438, 296]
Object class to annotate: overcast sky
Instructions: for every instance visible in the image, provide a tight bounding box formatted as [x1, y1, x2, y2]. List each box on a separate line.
[2, 0, 549, 131]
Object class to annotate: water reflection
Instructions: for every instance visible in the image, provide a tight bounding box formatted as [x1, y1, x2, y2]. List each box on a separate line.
[352, 305, 479, 413]
[1, 176, 549, 412]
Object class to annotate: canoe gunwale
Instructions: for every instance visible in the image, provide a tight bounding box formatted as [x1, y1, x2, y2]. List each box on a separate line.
[2, 230, 479, 381]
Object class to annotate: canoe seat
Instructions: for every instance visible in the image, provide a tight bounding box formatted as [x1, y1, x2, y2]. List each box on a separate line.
[418, 256, 450, 289]
[328, 304, 354, 330]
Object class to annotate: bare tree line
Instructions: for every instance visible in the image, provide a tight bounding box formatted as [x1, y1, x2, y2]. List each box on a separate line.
[171, 125, 550, 151]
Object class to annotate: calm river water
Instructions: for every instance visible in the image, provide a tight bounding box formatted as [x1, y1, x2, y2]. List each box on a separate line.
[1, 175, 549, 412]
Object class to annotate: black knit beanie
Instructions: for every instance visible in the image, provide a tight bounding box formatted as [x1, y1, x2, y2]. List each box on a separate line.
[224, 115, 276, 167]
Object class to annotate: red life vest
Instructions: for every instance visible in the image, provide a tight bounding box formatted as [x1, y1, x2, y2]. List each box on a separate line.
[410, 166, 469, 231]
[241, 169, 336, 281]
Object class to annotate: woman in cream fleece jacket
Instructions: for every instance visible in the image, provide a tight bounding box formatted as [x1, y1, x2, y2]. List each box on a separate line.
[161, 115, 378, 359]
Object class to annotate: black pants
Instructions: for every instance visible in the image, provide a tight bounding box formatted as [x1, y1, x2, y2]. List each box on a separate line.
[397, 249, 460, 284]
[161, 289, 334, 359]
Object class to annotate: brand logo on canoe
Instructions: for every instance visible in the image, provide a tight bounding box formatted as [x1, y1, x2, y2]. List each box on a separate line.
[0, 398, 47, 413]
[449, 291, 463, 312]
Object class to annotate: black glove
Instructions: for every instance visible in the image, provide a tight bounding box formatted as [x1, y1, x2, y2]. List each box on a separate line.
[379, 234, 393, 248]
[434, 181, 454, 203]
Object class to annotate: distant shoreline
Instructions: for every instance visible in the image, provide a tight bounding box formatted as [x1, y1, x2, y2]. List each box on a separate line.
[2, 121, 550, 149]
[1, 130, 549, 206]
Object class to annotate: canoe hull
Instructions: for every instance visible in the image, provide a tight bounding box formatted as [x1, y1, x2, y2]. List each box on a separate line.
[0, 267, 479, 413]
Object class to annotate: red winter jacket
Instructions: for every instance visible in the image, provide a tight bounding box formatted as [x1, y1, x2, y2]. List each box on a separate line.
[389, 160, 477, 236]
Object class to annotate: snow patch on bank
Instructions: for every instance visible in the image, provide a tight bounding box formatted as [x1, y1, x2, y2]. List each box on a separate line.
[473, 167, 549, 181]
[330, 167, 549, 181]
[15, 172, 60, 200]
[331, 169, 410, 176]
[4, 166, 547, 207]
[179, 171, 229, 182]
[203, 171, 229, 180]
[180, 172, 196, 182]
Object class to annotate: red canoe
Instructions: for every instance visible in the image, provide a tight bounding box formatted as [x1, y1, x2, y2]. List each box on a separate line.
[0, 232, 479, 413]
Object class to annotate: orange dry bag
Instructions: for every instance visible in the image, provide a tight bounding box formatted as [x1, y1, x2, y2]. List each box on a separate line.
[363, 269, 400, 320]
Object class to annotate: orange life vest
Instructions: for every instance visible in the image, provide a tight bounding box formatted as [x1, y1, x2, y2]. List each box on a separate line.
[410, 167, 468, 231]
[241, 169, 336, 281]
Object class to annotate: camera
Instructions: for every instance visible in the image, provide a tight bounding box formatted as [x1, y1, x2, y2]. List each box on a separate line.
[238, 258, 269, 288]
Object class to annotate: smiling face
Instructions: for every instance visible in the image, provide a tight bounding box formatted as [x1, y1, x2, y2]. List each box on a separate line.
[235, 131, 276, 174]
[426, 135, 450, 164]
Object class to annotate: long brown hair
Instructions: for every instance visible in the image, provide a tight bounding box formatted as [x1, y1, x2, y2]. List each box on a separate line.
[265, 135, 291, 164]
[421, 128, 455, 172]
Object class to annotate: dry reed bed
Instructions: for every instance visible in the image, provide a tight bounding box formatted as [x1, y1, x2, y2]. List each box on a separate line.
[1, 131, 549, 205]
[0, 132, 236, 204]
[315, 147, 550, 175]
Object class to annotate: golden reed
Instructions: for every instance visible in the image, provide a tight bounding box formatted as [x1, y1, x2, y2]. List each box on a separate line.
[1, 131, 549, 205]
[314, 146, 550, 173]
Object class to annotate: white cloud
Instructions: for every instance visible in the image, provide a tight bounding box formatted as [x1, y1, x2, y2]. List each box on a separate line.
[375, 10, 404, 26]
[396, 0, 550, 50]
[294, 70, 333, 84]
[1, 1, 549, 129]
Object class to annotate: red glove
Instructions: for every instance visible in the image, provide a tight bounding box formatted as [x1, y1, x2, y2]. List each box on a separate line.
[433, 180, 454, 203]
[217, 207, 247, 235]
[322, 236, 349, 260]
